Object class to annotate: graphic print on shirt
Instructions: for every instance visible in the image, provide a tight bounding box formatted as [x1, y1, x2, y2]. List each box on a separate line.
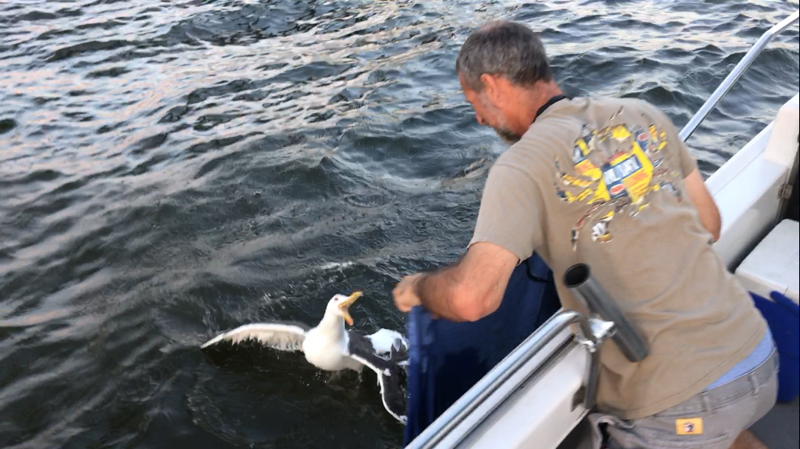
[553, 110, 684, 249]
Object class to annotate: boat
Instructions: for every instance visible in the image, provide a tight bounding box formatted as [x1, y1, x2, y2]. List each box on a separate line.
[404, 9, 800, 449]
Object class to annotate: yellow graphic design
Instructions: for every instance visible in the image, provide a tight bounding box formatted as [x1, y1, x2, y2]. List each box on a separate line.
[554, 118, 682, 249]
[675, 418, 704, 436]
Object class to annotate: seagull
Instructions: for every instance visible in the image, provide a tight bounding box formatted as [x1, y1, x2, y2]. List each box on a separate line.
[200, 292, 409, 423]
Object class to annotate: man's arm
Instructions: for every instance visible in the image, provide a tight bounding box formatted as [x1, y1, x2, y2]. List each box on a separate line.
[644, 101, 721, 242]
[683, 168, 721, 242]
[411, 242, 519, 322]
[392, 163, 541, 320]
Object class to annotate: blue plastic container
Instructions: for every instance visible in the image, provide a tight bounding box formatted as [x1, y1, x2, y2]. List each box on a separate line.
[751, 291, 800, 403]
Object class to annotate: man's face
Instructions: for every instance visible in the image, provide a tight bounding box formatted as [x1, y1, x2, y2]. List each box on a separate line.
[460, 74, 522, 144]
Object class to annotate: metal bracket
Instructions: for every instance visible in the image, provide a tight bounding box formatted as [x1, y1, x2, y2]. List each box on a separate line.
[573, 315, 616, 411]
[574, 316, 616, 353]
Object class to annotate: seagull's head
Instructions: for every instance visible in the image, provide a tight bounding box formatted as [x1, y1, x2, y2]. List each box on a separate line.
[328, 291, 362, 326]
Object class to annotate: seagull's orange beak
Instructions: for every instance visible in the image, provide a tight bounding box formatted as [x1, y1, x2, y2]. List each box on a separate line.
[338, 291, 362, 326]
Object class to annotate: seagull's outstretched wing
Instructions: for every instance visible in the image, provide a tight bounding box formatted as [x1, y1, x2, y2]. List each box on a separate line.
[348, 333, 407, 424]
[201, 322, 310, 352]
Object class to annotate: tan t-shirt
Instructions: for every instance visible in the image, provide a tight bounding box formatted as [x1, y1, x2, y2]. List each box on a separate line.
[470, 96, 766, 420]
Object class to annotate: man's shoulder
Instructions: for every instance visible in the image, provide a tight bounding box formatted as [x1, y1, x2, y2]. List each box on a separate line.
[573, 95, 663, 116]
[523, 96, 657, 141]
[583, 96, 673, 125]
[487, 145, 551, 191]
[489, 152, 532, 178]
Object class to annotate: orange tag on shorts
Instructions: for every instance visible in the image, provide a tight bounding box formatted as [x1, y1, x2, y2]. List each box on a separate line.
[675, 418, 704, 435]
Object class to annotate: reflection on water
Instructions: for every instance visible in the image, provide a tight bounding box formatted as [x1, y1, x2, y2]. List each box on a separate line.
[0, 0, 798, 447]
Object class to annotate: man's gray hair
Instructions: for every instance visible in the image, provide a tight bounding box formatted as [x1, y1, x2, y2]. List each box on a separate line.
[456, 21, 553, 92]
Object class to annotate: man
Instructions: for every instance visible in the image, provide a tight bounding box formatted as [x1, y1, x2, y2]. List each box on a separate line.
[393, 21, 777, 449]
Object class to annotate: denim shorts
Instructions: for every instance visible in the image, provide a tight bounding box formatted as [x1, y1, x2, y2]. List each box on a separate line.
[579, 350, 779, 449]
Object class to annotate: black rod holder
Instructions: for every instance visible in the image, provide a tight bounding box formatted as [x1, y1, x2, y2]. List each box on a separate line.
[564, 264, 649, 363]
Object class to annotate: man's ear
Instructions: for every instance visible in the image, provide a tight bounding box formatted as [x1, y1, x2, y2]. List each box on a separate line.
[479, 74, 512, 108]
[480, 73, 501, 104]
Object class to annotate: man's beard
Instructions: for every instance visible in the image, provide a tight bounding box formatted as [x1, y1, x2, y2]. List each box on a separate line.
[494, 127, 521, 144]
[477, 96, 521, 144]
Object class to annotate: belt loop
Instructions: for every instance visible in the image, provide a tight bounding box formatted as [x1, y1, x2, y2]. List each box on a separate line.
[772, 349, 780, 374]
[748, 370, 761, 396]
[699, 391, 713, 415]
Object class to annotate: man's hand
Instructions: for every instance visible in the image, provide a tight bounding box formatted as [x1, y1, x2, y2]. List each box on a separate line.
[393, 273, 424, 313]
[392, 242, 519, 322]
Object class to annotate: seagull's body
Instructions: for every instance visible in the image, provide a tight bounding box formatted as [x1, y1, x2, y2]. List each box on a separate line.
[201, 292, 409, 423]
[303, 311, 362, 371]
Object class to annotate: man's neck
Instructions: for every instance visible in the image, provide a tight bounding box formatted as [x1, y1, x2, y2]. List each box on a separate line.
[514, 82, 564, 130]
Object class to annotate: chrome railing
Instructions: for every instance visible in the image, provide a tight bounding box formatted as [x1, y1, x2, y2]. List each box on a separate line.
[407, 303, 625, 447]
[406, 310, 590, 449]
[680, 10, 800, 142]
[407, 261, 648, 448]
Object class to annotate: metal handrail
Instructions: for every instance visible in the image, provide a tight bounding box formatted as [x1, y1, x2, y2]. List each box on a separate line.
[680, 10, 800, 142]
[407, 310, 589, 449]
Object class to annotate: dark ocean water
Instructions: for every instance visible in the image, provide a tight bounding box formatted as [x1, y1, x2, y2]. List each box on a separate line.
[0, 1, 798, 448]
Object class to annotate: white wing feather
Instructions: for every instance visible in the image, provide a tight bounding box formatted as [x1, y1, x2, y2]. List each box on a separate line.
[201, 323, 307, 352]
[367, 329, 408, 355]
